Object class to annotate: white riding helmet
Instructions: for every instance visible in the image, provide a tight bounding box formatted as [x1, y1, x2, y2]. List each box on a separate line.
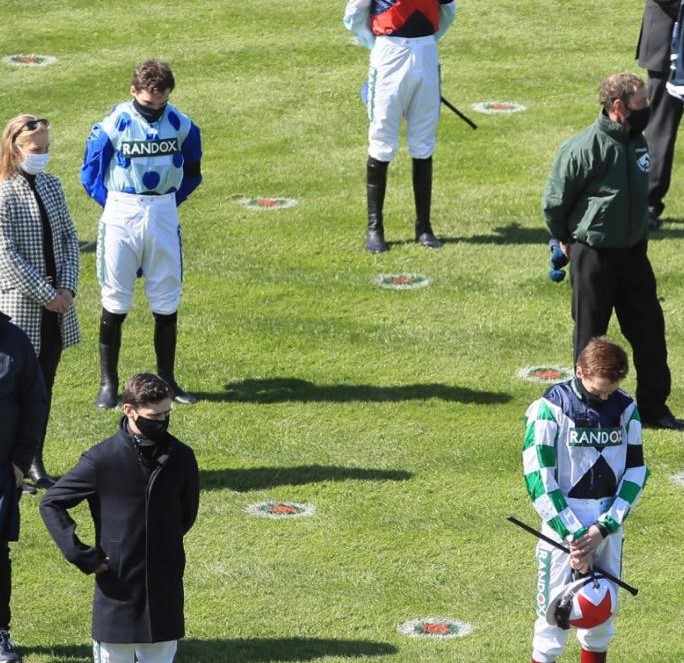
[545, 574, 617, 630]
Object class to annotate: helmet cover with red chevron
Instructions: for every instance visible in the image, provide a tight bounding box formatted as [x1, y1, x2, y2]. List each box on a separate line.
[545, 574, 617, 630]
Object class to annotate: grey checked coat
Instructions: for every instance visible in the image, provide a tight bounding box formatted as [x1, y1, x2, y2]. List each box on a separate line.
[0, 172, 80, 354]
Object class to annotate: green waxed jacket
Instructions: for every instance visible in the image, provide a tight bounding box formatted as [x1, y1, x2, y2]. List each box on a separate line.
[542, 112, 650, 248]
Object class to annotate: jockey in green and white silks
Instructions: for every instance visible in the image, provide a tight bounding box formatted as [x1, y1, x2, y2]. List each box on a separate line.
[523, 377, 649, 662]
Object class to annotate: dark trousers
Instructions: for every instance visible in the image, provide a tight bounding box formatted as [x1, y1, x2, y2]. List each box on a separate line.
[0, 542, 10, 628]
[37, 311, 62, 448]
[645, 72, 683, 216]
[570, 241, 670, 419]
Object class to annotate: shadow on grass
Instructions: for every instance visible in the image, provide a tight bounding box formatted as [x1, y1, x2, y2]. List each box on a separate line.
[28, 637, 398, 662]
[649, 217, 684, 238]
[200, 464, 413, 491]
[196, 377, 511, 405]
[383, 223, 549, 246]
[382, 219, 684, 246]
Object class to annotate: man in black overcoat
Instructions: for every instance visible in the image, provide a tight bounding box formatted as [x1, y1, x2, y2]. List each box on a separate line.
[636, 0, 683, 226]
[0, 312, 47, 663]
[40, 373, 199, 663]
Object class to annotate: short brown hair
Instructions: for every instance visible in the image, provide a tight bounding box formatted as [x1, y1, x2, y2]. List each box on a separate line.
[0, 114, 50, 179]
[576, 337, 629, 382]
[598, 72, 645, 113]
[131, 59, 175, 93]
[122, 373, 171, 407]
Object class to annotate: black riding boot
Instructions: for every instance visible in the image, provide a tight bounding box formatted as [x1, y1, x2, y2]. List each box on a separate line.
[154, 312, 196, 405]
[413, 157, 442, 248]
[27, 441, 55, 490]
[95, 309, 125, 409]
[365, 157, 389, 253]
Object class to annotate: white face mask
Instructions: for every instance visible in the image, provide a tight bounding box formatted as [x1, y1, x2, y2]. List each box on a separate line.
[20, 151, 50, 175]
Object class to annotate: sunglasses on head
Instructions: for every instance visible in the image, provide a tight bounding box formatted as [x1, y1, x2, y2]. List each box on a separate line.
[13, 118, 49, 139]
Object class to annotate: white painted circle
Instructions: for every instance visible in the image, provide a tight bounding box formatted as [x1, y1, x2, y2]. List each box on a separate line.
[246, 501, 316, 519]
[398, 617, 474, 639]
[373, 274, 430, 290]
[517, 366, 573, 384]
[2, 54, 58, 67]
[472, 101, 527, 114]
[237, 196, 298, 211]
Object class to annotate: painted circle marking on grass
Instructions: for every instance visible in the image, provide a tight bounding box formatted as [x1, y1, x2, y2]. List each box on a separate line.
[398, 617, 474, 640]
[671, 471, 684, 488]
[373, 274, 430, 290]
[2, 54, 58, 67]
[246, 501, 315, 519]
[517, 366, 573, 384]
[236, 196, 298, 211]
[472, 101, 526, 114]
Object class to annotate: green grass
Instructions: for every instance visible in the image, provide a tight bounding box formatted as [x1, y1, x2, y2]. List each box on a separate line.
[1, 0, 684, 661]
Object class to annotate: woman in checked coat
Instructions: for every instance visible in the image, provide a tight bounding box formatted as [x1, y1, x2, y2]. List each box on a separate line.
[0, 114, 80, 490]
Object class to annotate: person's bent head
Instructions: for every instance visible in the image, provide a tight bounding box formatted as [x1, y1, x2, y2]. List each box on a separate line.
[576, 336, 629, 401]
[599, 72, 649, 132]
[131, 58, 175, 94]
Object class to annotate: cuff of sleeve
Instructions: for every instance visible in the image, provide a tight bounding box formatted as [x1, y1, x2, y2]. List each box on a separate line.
[571, 525, 588, 540]
[597, 516, 619, 535]
[596, 522, 610, 538]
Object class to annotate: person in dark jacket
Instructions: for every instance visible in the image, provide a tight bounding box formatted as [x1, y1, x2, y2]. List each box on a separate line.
[542, 72, 683, 431]
[40, 373, 199, 663]
[636, 0, 682, 228]
[0, 311, 48, 663]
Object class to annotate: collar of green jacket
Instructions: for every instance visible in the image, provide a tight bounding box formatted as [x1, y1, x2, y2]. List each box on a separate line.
[596, 110, 631, 142]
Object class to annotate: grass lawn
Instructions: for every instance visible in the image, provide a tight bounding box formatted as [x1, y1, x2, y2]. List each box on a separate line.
[0, 0, 683, 661]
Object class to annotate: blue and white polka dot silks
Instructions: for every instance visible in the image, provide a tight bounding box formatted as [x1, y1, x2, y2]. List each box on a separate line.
[101, 101, 191, 196]
[81, 101, 202, 206]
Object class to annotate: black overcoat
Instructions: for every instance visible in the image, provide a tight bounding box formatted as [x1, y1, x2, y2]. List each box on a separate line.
[40, 423, 199, 643]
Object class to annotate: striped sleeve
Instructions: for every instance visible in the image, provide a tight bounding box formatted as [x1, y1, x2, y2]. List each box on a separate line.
[523, 398, 586, 540]
[598, 404, 649, 534]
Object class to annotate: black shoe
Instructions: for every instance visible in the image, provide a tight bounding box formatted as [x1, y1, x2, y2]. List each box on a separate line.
[21, 483, 37, 496]
[641, 412, 684, 430]
[170, 387, 198, 405]
[32, 476, 56, 490]
[95, 383, 119, 410]
[162, 377, 197, 405]
[365, 230, 388, 253]
[416, 231, 443, 249]
[648, 207, 663, 231]
[0, 629, 22, 663]
[28, 460, 56, 489]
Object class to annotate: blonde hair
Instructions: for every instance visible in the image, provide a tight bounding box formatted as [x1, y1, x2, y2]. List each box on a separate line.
[0, 114, 50, 179]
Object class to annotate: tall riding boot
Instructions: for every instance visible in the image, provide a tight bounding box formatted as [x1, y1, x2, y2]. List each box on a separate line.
[365, 157, 389, 253]
[96, 309, 125, 409]
[28, 440, 55, 490]
[154, 312, 197, 405]
[413, 157, 442, 248]
[580, 649, 607, 663]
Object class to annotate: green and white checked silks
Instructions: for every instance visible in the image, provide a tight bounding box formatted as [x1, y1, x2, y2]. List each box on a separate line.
[523, 389, 649, 541]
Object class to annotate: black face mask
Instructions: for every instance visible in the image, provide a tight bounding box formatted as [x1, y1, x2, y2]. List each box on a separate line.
[627, 106, 650, 135]
[576, 378, 608, 410]
[134, 414, 170, 443]
[133, 99, 166, 124]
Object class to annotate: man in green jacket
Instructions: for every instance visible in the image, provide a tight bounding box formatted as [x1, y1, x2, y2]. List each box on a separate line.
[542, 72, 683, 431]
